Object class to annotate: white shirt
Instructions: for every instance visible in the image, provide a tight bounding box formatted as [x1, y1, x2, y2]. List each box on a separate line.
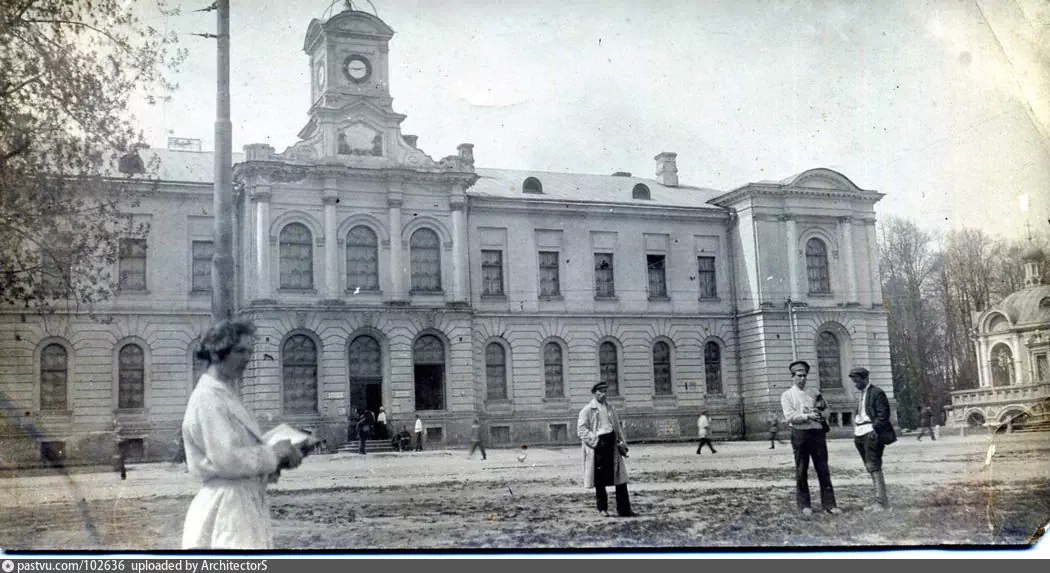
[780, 385, 824, 430]
[377, 412, 387, 424]
[697, 415, 710, 438]
[595, 402, 614, 436]
[414, 418, 423, 433]
[854, 384, 874, 437]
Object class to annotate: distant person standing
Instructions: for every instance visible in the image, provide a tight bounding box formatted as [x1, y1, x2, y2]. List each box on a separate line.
[849, 367, 896, 512]
[467, 419, 487, 460]
[356, 408, 375, 455]
[780, 359, 841, 517]
[414, 415, 425, 451]
[917, 406, 936, 441]
[767, 411, 784, 449]
[375, 407, 388, 440]
[696, 410, 717, 454]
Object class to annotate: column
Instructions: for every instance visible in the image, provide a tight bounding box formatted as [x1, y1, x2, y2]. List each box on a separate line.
[323, 193, 339, 300]
[450, 186, 468, 303]
[840, 217, 857, 303]
[976, 338, 989, 388]
[251, 186, 272, 301]
[866, 221, 881, 306]
[387, 179, 405, 302]
[784, 216, 800, 301]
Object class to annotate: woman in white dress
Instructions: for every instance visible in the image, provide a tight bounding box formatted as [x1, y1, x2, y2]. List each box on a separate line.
[181, 319, 302, 549]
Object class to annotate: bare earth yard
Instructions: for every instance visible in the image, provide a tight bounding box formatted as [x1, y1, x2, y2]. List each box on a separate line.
[1, 432, 1048, 552]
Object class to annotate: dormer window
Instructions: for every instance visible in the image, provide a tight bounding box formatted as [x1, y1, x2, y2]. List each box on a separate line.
[632, 184, 651, 200]
[523, 177, 543, 194]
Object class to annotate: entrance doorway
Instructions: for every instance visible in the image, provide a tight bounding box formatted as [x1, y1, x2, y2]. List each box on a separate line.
[350, 382, 383, 414]
[348, 334, 383, 415]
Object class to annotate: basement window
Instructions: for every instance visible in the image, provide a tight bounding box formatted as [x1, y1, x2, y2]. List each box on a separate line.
[549, 423, 568, 443]
[426, 427, 444, 443]
[490, 425, 511, 444]
[40, 441, 66, 466]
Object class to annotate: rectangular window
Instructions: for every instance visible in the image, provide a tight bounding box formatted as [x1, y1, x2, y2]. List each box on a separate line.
[40, 246, 71, 294]
[647, 254, 667, 298]
[1036, 354, 1048, 381]
[481, 249, 504, 296]
[539, 251, 560, 297]
[697, 256, 717, 299]
[490, 426, 511, 444]
[549, 424, 568, 443]
[119, 239, 147, 292]
[191, 240, 213, 292]
[594, 253, 615, 298]
[40, 441, 66, 466]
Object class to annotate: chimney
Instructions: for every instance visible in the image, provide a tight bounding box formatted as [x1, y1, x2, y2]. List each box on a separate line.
[403, 134, 418, 147]
[654, 152, 678, 187]
[457, 143, 474, 167]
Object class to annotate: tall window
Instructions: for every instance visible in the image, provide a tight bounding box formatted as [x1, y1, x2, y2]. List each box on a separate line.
[806, 238, 831, 294]
[414, 335, 445, 410]
[118, 343, 145, 409]
[346, 226, 379, 291]
[539, 251, 560, 297]
[653, 341, 672, 395]
[594, 253, 615, 298]
[481, 250, 504, 296]
[348, 335, 381, 412]
[697, 256, 717, 299]
[40, 244, 71, 294]
[410, 228, 442, 292]
[191, 241, 213, 292]
[816, 331, 842, 389]
[599, 341, 619, 396]
[647, 254, 667, 298]
[282, 334, 318, 414]
[279, 223, 314, 289]
[991, 343, 1013, 387]
[1036, 354, 1048, 382]
[544, 342, 564, 398]
[40, 344, 68, 410]
[119, 239, 147, 291]
[704, 342, 722, 394]
[485, 343, 507, 400]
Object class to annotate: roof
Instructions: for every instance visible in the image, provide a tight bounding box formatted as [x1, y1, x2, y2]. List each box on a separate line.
[471, 168, 727, 210]
[140, 149, 243, 183]
[992, 285, 1050, 327]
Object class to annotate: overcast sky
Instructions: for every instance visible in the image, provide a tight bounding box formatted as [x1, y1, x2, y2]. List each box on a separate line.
[130, 0, 1050, 240]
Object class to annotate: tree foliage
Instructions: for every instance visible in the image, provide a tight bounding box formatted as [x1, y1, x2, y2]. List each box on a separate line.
[0, 0, 185, 313]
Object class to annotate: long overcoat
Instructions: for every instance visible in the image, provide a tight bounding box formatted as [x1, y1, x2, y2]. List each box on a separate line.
[577, 398, 629, 487]
[181, 373, 280, 549]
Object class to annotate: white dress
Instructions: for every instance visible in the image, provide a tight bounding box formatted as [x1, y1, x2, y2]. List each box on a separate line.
[181, 373, 279, 549]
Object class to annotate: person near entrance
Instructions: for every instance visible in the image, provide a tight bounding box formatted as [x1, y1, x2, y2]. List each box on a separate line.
[392, 425, 412, 452]
[467, 418, 487, 460]
[375, 407, 388, 440]
[780, 359, 841, 517]
[414, 415, 425, 451]
[849, 367, 896, 512]
[766, 410, 785, 449]
[356, 408, 375, 455]
[696, 409, 717, 454]
[577, 381, 636, 518]
[917, 405, 936, 441]
[346, 408, 359, 444]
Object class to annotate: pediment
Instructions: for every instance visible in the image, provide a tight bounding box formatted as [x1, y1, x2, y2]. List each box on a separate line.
[325, 10, 394, 39]
[782, 168, 865, 193]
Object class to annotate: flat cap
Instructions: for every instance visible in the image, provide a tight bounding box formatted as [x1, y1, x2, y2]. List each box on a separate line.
[848, 367, 870, 378]
[591, 381, 608, 393]
[788, 360, 810, 373]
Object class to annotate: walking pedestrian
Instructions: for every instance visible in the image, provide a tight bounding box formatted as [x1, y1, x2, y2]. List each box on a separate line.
[696, 410, 717, 454]
[577, 381, 636, 517]
[849, 367, 897, 512]
[414, 415, 424, 451]
[467, 418, 487, 460]
[917, 406, 936, 441]
[780, 359, 841, 517]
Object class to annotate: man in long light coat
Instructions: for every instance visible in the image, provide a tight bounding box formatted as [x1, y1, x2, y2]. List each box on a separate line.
[577, 381, 636, 517]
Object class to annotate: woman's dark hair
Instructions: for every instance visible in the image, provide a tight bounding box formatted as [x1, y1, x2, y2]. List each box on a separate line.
[196, 319, 256, 365]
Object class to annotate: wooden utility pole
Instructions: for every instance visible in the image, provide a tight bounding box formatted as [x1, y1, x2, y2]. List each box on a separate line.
[211, 0, 234, 322]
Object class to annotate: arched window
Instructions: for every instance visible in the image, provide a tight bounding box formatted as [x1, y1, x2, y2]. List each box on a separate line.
[118, 344, 145, 409]
[348, 335, 382, 413]
[522, 177, 543, 194]
[485, 343, 507, 400]
[806, 238, 831, 294]
[599, 341, 619, 396]
[40, 344, 68, 410]
[632, 183, 650, 200]
[282, 334, 318, 414]
[816, 331, 842, 389]
[991, 343, 1014, 387]
[410, 228, 441, 292]
[653, 341, 672, 395]
[346, 225, 379, 292]
[414, 335, 445, 410]
[279, 223, 313, 289]
[704, 342, 722, 394]
[544, 342, 564, 398]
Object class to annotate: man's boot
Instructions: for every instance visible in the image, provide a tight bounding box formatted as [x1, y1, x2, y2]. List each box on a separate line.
[873, 470, 889, 508]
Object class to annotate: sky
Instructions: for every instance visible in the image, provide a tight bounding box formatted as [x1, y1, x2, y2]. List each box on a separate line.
[129, 0, 1050, 240]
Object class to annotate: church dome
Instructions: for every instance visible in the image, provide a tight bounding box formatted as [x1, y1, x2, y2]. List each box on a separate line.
[994, 285, 1050, 327]
[1022, 243, 1045, 262]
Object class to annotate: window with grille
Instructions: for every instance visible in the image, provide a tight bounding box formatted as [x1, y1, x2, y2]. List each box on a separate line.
[697, 256, 717, 299]
[191, 241, 213, 292]
[816, 331, 842, 389]
[1037, 354, 1048, 381]
[704, 342, 722, 395]
[594, 253, 615, 298]
[119, 239, 147, 292]
[346, 226, 379, 291]
[599, 341, 619, 396]
[544, 342, 564, 398]
[647, 254, 667, 298]
[413, 335, 445, 410]
[653, 341, 672, 395]
[481, 249, 504, 296]
[490, 426, 511, 444]
[40, 344, 68, 410]
[485, 342, 507, 400]
[282, 334, 318, 414]
[348, 335, 381, 379]
[806, 238, 831, 294]
[539, 251, 560, 297]
[118, 343, 145, 409]
[410, 228, 442, 292]
[280, 223, 313, 289]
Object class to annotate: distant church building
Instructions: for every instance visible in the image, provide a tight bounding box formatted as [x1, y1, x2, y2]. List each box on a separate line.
[948, 243, 1050, 432]
[1, 10, 892, 464]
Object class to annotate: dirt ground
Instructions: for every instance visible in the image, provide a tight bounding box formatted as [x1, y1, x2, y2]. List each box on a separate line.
[1, 432, 1048, 552]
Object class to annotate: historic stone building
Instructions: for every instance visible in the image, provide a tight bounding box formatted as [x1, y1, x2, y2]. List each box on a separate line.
[0, 9, 891, 464]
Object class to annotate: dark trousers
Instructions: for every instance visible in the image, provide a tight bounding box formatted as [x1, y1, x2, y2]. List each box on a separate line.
[917, 424, 936, 440]
[595, 484, 632, 515]
[791, 428, 837, 511]
[696, 438, 716, 453]
[358, 430, 371, 454]
[414, 431, 424, 451]
[469, 441, 487, 459]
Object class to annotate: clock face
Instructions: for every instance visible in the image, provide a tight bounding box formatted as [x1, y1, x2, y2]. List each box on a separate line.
[342, 55, 371, 83]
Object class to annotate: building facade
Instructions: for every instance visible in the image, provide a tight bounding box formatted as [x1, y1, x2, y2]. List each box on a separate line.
[0, 10, 892, 465]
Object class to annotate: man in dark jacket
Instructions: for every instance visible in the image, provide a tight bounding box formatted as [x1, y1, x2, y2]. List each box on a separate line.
[356, 408, 375, 455]
[917, 406, 936, 441]
[849, 367, 897, 512]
